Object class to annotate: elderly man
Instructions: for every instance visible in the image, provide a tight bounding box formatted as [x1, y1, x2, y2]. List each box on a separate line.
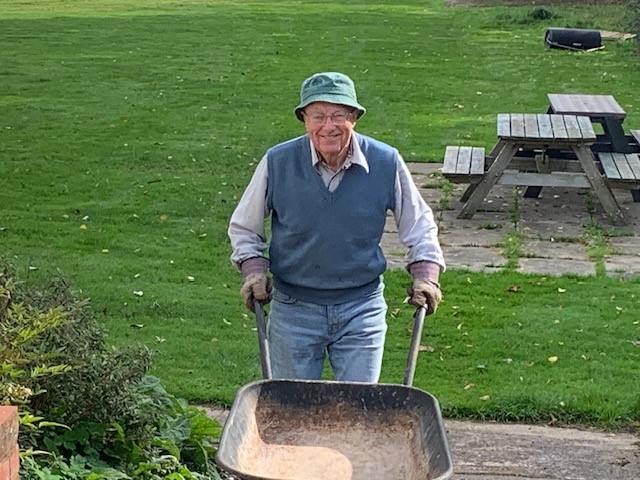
[228, 72, 444, 382]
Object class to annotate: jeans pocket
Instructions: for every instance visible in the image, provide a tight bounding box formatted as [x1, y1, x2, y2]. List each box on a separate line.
[272, 288, 297, 304]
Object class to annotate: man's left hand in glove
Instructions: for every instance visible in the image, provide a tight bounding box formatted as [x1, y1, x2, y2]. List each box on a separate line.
[406, 261, 443, 315]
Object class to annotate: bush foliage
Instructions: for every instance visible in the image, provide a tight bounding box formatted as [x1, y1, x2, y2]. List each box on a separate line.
[0, 262, 222, 479]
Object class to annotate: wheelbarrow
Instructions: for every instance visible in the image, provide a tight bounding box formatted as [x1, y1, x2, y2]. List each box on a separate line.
[215, 301, 453, 480]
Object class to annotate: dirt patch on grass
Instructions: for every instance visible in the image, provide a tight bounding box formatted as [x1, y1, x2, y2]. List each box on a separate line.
[446, 0, 620, 6]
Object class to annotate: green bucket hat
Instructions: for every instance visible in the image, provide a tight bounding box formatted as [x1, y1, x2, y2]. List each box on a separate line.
[294, 72, 366, 122]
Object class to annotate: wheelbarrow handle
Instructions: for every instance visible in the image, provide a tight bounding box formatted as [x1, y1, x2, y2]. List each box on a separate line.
[255, 301, 426, 384]
[403, 306, 427, 387]
[254, 300, 273, 380]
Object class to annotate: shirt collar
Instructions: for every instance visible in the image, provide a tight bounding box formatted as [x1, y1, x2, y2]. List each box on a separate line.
[309, 132, 370, 173]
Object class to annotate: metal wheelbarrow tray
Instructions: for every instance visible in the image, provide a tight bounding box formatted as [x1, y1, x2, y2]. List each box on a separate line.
[216, 305, 453, 480]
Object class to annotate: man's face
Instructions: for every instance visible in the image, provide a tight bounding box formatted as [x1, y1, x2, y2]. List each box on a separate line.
[302, 102, 357, 161]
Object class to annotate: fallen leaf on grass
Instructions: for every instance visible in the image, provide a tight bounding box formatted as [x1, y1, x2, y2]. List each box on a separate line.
[557, 288, 566, 293]
[419, 345, 435, 352]
[479, 395, 490, 401]
[507, 284, 521, 292]
[464, 383, 475, 390]
[133, 291, 143, 296]
[548, 356, 558, 363]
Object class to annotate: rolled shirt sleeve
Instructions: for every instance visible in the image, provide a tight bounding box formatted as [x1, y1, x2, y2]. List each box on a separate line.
[228, 155, 270, 269]
[393, 155, 445, 271]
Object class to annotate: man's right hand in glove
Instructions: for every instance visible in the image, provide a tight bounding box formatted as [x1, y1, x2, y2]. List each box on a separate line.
[240, 273, 273, 312]
[239, 257, 272, 312]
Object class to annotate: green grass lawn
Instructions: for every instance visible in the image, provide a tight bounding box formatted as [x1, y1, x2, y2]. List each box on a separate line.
[1, 0, 639, 429]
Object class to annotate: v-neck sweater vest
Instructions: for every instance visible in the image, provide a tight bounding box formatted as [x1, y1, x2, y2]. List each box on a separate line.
[266, 134, 397, 305]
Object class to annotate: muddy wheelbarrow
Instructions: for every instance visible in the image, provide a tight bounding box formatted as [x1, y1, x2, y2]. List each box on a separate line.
[215, 302, 453, 480]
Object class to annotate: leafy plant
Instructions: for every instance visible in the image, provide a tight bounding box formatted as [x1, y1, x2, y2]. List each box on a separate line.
[509, 188, 522, 230]
[1, 266, 73, 406]
[0, 262, 222, 478]
[500, 229, 524, 269]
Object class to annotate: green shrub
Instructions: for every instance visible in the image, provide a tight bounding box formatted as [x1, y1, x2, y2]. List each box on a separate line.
[495, 7, 558, 26]
[0, 262, 222, 479]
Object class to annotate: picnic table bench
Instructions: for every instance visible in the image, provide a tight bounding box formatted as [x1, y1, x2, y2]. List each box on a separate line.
[599, 152, 640, 190]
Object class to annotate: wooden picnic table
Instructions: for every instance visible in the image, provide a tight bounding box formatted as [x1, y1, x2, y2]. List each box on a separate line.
[547, 93, 632, 153]
[454, 113, 627, 225]
[545, 93, 640, 202]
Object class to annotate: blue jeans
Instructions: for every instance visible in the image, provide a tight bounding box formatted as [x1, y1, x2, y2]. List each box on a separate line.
[267, 285, 388, 382]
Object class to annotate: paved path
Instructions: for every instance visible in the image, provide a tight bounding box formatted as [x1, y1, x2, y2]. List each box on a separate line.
[446, 419, 639, 479]
[383, 163, 640, 277]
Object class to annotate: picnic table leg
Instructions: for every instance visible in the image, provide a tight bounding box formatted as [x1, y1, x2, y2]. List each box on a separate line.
[523, 153, 550, 198]
[460, 141, 506, 202]
[523, 186, 542, 198]
[603, 118, 634, 154]
[573, 145, 627, 226]
[460, 183, 478, 202]
[458, 142, 517, 219]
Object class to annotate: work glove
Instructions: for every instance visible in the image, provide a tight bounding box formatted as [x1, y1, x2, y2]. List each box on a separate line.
[406, 279, 442, 315]
[406, 261, 443, 315]
[239, 257, 272, 312]
[240, 273, 273, 312]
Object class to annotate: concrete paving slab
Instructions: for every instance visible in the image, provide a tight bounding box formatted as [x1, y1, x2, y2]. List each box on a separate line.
[519, 221, 585, 241]
[518, 258, 597, 276]
[443, 246, 506, 272]
[447, 420, 640, 480]
[604, 255, 640, 277]
[380, 232, 405, 257]
[522, 240, 590, 261]
[610, 237, 640, 256]
[440, 228, 505, 248]
[408, 163, 442, 175]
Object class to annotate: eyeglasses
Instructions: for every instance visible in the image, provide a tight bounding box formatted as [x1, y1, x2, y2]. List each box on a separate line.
[302, 111, 354, 125]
